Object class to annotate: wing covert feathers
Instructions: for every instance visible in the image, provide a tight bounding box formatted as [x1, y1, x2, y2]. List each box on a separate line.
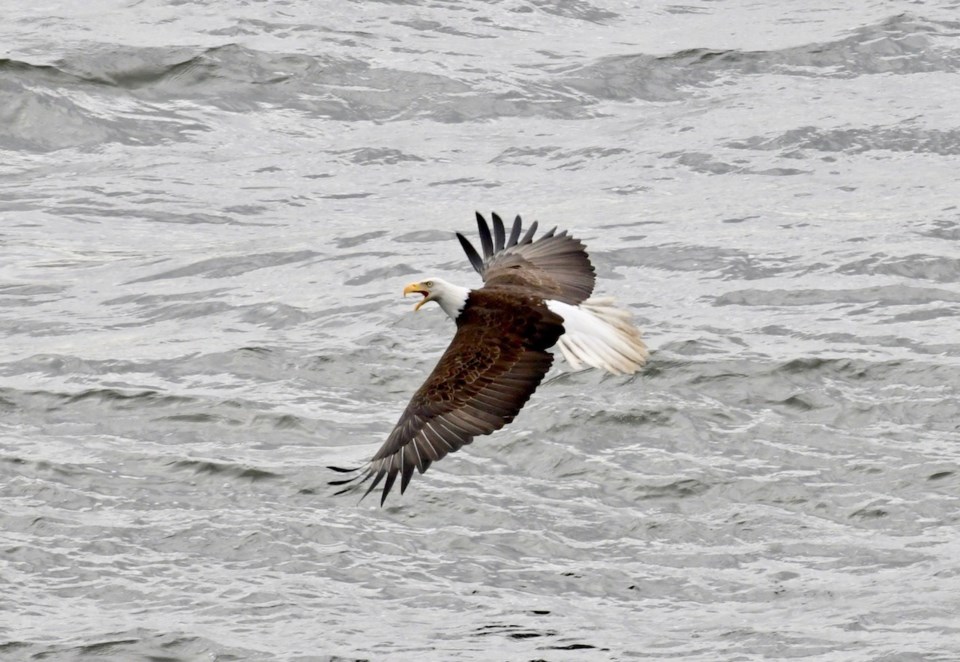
[458, 212, 596, 305]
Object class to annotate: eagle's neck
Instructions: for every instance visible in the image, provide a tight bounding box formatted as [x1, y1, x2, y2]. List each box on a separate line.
[435, 281, 470, 320]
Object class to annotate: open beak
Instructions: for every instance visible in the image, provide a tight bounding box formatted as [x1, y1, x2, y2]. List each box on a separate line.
[403, 282, 429, 311]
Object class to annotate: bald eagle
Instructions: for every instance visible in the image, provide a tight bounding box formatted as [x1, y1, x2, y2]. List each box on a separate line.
[329, 212, 648, 505]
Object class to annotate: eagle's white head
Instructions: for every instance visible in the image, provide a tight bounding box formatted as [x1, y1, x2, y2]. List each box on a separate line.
[403, 277, 470, 320]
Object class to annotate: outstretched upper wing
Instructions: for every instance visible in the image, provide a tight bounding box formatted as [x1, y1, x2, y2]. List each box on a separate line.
[456, 212, 596, 305]
[329, 294, 563, 505]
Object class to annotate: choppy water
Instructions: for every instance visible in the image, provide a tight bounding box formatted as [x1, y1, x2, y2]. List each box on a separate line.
[2, 1, 960, 660]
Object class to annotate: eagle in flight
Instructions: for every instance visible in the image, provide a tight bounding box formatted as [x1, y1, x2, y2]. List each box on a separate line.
[330, 212, 648, 505]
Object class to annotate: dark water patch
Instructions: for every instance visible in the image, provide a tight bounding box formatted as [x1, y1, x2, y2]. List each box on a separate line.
[774, 395, 817, 411]
[0, 456, 88, 482]
[546, 642, 597, 650]
[651, 356, 960, 391]
[3, 14, 956, 149]
[1, 354, 139, 380]
[777, 357, 873, 378]
[662, 151, 741, 175]
[887, 307, 959, 323]
[428, 176, 501, 188]
[258, 413, 306, 431]
[916, 218, 960, 241]
[635, 357, 960, 435]
[146, 210, 273, 226]
[604, 183, 650, 195]
[111, 298, 314, 331]
[661, 150, 813, 176]
[687, 366, 750, 385]
[768, 357, 960, 390]
[392, 17, 493, 39]
[113, 300, 237, 324]
[168, 458, 280, 482]
[346, 263, 422, 286]
[335, 230, 389, 248]
[638, 478, 711, 500]
[155, 407, 310, 434]
[715, 284, 960, 307]
[0, 77, 207, 152]
[8, 42, 547, 127]
[729, 125, 960, 157]
[588, 406, 678, 427]
[836, 253, 960, 283]
[0, 348, 304, 392]
[66, 42, 464, 119]
[525, 0, 619, 24]
[544, 147, 631, 171]
[177, 348, 298, 385]
[50, 200, 260, 226]
[75, 638, 142, 655]
[778, 14, 960, 77]
[562, 15, 960, 103]
[3, 387, 197, 413]
[602, 243, 794, 280]
[850, 503, 889, 520]
[223, 203, 270, 216]
[321, 192, 373, 200]
[103, 288, 235, 307]
[762, 328, 960, 358]
[238, 302, 313, 329]
[0, 283, 67, 297]
[0, 642, 29, 655]
[475, 623, 557, 640]
[394, 229, 451, 243]
[562, 49, 727, 102]
[128, 250, 321, 283]
[61, 388, 188, 411]
[161, 412, 224, 424]
[322, 250, 396, 264]
[655, 339, 729, 357]
[491, 145, 564, 166]
[3, 631, 254, 661]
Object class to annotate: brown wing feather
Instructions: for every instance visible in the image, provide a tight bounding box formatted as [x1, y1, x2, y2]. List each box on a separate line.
[331, 291, 563, 505]
[457, 213, 596, 305]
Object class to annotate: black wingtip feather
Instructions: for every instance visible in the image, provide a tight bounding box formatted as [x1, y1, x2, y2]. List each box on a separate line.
[362, 469, 386, 502]
[475, 212, 494, 259]
[330, 465, 376, 495]
[380, 470, 398, 506]
[491, 212, 505, 252]
[457, 232, 485, 274]
[400, 461, 415, 494]
[521, 220, 539, 244]
[507, 215, 522, 248]
[328, 465, 361, 487]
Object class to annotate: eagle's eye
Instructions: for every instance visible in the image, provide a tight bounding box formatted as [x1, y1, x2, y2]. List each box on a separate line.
[425, 280, 434, 287]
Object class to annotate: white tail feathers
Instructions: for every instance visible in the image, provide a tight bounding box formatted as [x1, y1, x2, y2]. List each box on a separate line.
[547, 298, 648, 375]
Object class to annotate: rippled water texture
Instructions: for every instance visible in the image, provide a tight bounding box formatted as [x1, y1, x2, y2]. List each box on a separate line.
[2, 1, 960, 660]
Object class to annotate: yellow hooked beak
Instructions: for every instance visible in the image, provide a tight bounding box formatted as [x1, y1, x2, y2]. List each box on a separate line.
[403, 282, 430, 311]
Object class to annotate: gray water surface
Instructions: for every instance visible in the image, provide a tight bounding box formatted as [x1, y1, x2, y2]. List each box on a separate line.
[2, 1, 959, 660]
